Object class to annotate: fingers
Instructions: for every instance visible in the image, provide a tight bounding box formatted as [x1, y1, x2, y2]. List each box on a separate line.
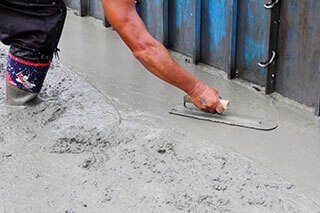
[200, 99, 222, 114]
[207, 101, 224, 114]
[190, 84, 225, 114]
[208, 107, 216, 114]
[216, 95, 225, 114]
[215, 104, 224, 114]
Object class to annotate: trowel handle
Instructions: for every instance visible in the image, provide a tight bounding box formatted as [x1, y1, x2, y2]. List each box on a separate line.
[184, 95, 230, 110]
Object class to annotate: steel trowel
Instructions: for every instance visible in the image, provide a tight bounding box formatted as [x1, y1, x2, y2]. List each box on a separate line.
[169, 95, 278, 131]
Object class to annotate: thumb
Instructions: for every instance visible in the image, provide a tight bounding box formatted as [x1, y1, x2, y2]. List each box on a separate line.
[215, 103, 224, 114]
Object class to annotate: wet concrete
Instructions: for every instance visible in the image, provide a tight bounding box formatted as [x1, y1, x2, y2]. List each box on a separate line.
[59, 11, 320, 207]
[0, 10, 319, 212]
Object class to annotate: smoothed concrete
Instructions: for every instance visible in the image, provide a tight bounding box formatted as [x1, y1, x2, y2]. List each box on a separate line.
[1, 44, 319, 212]
[0, 10, 320, 212]
[59, 11, 320, 206]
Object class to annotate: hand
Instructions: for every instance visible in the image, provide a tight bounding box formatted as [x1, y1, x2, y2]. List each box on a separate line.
[189, 82, 224, 114]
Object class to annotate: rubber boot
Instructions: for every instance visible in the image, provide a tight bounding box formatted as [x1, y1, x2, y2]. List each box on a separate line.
[5, 49, 51, 106]
[5, 82, 39, 106]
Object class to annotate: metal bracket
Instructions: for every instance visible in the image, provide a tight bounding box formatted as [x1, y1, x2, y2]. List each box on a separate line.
[265, 0, 281, 95]
[258, 51, 276, 68]
[264, 0, 279, 9]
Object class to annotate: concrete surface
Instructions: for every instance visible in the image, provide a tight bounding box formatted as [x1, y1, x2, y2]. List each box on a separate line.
[0, 10, 319, 212]
[59, 11, 320, 206]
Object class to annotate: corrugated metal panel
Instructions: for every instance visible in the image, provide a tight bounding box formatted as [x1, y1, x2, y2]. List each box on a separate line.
[139, 0, 168, 44]
[168, 0, 197, 58]
[316, 63, 320, 115]
[88, 0, 105, 20]
[64, 0, 79, 11]
[200, 0, 236, 73]
[235, 0, 271, 86]
[64, 0, 320, 114]
[64, 0, 89, 17]
[276, 0, 320, 108]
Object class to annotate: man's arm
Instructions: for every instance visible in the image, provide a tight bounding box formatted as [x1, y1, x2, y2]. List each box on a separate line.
[101, 0, 224, 113]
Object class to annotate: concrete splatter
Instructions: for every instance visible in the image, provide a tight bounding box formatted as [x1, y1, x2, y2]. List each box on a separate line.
[0, 44, 319, 212]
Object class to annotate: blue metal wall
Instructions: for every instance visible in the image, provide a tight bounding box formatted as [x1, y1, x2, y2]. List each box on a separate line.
[64, 0, 79, 12]
[236, 0, 271, 86]
[139, 0, 168, 45]
[64, 0, 104, 18]
[200, 0, 237, 73]
[168, 0, 199, 59]
[276, 0, 320, 108]
[88, 0, 105, 20]
[65, 0, 320, 114]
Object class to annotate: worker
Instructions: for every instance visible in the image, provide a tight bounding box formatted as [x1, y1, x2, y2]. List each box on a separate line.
[0, 0, 66, 106]
[0, 0, 224, 114]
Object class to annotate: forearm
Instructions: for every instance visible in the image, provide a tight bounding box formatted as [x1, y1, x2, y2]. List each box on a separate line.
[133, 35, 201, 94]
[101, 0, 202, 95]
[101, 0, 224, 113]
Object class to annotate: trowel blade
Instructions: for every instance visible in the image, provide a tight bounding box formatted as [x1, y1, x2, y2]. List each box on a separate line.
[169, 105, 278, 131]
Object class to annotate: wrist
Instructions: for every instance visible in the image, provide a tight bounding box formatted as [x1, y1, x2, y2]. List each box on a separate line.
[188, 79, 206, 97]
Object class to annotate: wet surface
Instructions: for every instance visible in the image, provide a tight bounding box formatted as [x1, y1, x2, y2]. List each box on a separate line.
[60, 12, 320, 207]
[0, 11, 320, 212]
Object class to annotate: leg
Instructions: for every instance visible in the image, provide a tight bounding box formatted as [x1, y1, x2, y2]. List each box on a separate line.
[5, 46, 52, 105]
[0, 0, 67, 106]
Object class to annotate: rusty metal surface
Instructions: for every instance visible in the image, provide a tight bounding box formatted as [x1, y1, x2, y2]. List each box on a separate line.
[276, 0, 320, 108]
[235, 0, 271, 86]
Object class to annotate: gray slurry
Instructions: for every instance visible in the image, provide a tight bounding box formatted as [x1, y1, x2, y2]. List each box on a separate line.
[60, 11, 320, 207]
[0, 11, 319, 212]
